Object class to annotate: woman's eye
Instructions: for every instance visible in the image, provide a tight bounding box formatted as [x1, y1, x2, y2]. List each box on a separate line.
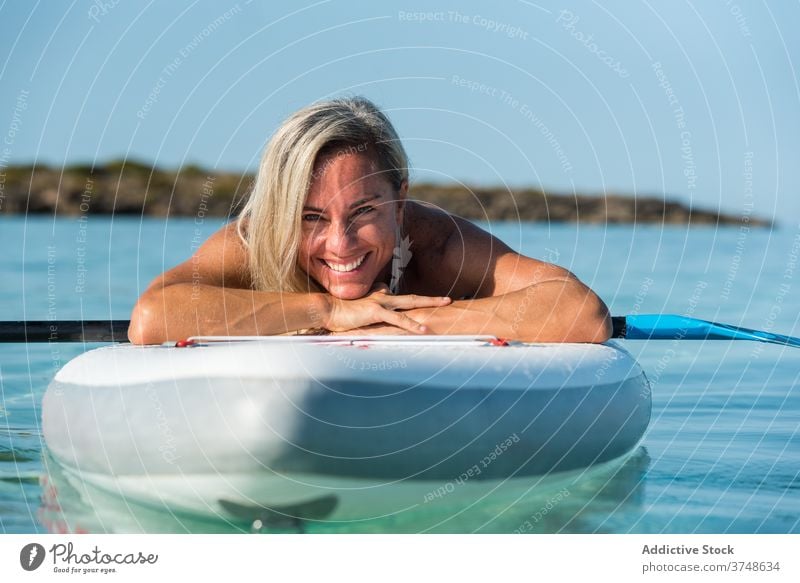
[352, 206, 374, 217]
[302, 214, 322, 222]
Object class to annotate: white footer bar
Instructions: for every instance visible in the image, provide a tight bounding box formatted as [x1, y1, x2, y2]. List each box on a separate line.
[2, 534, 798, 582]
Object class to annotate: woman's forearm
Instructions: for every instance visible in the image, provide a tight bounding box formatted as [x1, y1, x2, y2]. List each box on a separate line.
[407, 280, 612, 343]
[128, 283, 329, 344]
[128, 278, 611, 344]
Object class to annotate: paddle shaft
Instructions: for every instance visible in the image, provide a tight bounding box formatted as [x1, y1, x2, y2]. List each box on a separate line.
[0, 317, 628, 343]
[611, 316, 626, 339]
[0, 316, 793, 346]
[0, 320, 130, 343]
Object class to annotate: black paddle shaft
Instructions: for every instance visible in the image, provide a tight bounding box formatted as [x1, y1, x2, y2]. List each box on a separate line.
[611, 316, 626, 339]
[0, 317, 628, 343]
[0, 320, 130, 343]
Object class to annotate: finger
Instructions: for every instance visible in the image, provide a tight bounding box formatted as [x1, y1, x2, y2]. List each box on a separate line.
[329, 324, 404, 336]
[370, 282, 391, 295]
[382, 308, 428, 334]
[381, 294, 452, 310]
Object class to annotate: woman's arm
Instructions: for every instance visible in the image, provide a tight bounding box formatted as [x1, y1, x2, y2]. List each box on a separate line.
[129, 222, 450, 344]
[403, 277, 611, 343]
[335, 211, 611, 343]
[129, 283, 332, 345]
[341, 273, 611, 343]
[421, 216, 611, 342]
[128, 222, 326, 344]
[419, 217, 611, 342]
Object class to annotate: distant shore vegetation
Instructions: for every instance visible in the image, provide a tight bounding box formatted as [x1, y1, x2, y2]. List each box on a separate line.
[0, 160, 770, 227]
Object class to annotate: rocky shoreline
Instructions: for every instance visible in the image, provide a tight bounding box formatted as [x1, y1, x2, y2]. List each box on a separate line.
[0, 161, 770, 226]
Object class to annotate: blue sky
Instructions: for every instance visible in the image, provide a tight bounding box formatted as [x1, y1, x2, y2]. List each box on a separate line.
[1, 0, 798, 223]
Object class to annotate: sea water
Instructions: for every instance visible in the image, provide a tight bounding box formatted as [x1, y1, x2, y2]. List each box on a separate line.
[1, 216, 798, 533]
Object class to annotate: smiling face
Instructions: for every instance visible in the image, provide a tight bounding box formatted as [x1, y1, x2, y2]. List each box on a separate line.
[297, 149, 406, 299]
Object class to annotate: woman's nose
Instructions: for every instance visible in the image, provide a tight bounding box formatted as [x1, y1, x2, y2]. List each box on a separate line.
[325, 219, 357, 255]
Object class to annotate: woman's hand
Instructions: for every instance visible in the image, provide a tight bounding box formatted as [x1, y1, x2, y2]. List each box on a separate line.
[322, 284, 451, 334]
[329, 324, 408, 336]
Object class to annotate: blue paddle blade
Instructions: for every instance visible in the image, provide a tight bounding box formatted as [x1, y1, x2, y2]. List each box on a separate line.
[622, 314, 800, 348]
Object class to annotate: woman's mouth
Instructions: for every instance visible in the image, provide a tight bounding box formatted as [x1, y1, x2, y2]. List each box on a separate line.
[320, 253, 368, 274]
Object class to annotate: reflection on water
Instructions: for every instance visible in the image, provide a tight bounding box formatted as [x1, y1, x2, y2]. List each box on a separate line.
[39, 447, 650, 534]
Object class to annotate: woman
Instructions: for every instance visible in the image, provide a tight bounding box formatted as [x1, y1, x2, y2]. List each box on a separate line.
[129, 97, 611, 344]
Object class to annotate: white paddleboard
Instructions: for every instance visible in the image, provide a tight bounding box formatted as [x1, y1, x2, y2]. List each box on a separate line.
[42, 336, 651, 523]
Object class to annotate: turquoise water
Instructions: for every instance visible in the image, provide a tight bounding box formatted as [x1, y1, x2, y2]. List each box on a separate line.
[1, 216, 798, 533]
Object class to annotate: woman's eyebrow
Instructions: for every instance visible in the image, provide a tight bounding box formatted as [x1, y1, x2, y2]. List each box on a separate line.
[302, 194, 382, 212]
[349, 194, 381, 208]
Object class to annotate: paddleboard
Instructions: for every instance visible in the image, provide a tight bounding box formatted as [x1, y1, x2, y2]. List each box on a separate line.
[42, 336, 651, 524]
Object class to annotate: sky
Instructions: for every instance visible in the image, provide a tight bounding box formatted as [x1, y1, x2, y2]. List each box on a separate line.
[1, 0, 798, 224]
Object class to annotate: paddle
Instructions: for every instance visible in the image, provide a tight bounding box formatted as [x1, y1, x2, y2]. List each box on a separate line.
[0, 320, 130, 343]
[0, 315, 797, 346]
[611, 314, 800, 348]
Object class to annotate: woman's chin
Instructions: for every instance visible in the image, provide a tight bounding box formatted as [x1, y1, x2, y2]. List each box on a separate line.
[325, 281, 372, 300]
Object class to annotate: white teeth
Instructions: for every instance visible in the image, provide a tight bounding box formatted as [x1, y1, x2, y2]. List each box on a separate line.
[324, 254, 366, 273]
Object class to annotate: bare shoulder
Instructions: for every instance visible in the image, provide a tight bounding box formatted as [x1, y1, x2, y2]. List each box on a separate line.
[404, 201, 455, 256]
[404, 201, 506, 298]
[144, 219, 252, 292]
[406, 201, 572, 298]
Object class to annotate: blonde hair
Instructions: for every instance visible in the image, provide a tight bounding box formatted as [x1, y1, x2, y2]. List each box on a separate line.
[238, 97, 409, 292]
